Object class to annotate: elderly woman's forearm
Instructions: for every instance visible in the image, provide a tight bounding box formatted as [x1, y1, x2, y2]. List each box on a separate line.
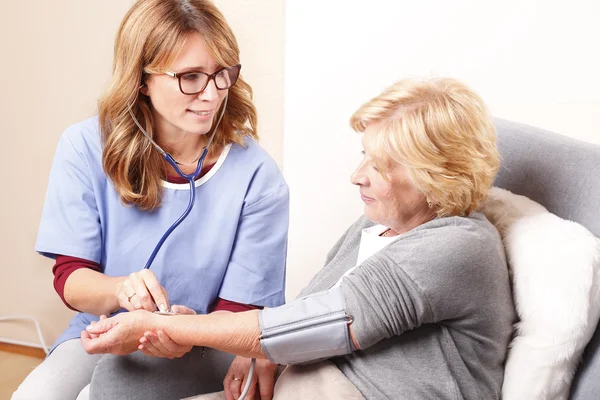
[162, 310, 266, 359]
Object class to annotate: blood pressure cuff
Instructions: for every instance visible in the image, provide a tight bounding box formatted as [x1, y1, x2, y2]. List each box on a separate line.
[258, 286, 354, 365]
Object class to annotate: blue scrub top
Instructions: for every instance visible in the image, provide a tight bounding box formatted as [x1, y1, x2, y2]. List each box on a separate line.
[36, 116, 289, 350]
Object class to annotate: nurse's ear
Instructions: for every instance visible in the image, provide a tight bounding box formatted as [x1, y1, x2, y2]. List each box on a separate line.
[139, 83, 149, 97]
[139, 73, 149, 96]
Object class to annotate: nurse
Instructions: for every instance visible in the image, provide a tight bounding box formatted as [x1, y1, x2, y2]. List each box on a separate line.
[12, 0, 288, 399]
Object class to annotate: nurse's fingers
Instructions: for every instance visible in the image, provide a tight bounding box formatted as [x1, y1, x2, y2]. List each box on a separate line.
[116, 280, 137, 311]
[86, 321, 98, 336]
[139, 331, 189, 359]
[138, 344, 153, 357]
[146, 331, 171, 357]
[160, 286, 170, 311]
[130, 272, 158, 311]
[138, 333, 160, 357]
[139, 344, 156, 358]
[139, 332, 164, 357]
[81, 330, 97, 353]
[157, 330, 191, 358]
[142, 272, 170, 312]
[87, 317, 107, 339]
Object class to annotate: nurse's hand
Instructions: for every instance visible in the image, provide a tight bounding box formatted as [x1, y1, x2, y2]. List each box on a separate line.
[85, 315, 108, 339]
[115, 269, 170, 313]
[137, 304, 195, 359]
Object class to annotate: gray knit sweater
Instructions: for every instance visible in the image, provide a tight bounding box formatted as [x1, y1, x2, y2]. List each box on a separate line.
[299, 213, 516, 399]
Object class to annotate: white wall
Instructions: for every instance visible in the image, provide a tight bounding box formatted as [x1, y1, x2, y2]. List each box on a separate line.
[283, 0, 600, 299]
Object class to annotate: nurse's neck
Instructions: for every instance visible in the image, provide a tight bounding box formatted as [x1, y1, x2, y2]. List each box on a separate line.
[158, 131, 207, 164]
[154, 121, 213, 165]
[155, 129, 219, 179]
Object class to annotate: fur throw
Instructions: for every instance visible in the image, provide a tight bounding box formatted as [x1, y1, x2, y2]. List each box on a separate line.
[481, 187, 600, 400]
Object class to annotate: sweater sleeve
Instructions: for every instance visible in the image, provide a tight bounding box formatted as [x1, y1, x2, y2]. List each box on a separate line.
[340, 216, 507, 350]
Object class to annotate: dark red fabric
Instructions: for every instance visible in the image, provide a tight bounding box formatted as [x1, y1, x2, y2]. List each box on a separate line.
[212, 298, 262, 313]
[52, 255, 101, 311]
[166, 162, 216, 184]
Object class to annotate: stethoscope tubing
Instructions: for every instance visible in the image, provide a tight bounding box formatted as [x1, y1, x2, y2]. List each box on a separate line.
[142, 150, 207, 270]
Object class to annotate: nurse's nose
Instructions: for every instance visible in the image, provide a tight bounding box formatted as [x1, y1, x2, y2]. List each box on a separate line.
[198, 78, 219, 102]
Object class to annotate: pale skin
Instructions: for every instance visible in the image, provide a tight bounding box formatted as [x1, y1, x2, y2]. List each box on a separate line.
[81, 121, 436, 398]
[66, 31, 276, 398]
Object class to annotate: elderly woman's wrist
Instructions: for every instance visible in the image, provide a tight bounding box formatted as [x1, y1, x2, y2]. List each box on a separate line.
[158, 314, 202, 347]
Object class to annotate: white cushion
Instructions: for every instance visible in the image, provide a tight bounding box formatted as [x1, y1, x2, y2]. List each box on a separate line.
[481, 187, 600, 400]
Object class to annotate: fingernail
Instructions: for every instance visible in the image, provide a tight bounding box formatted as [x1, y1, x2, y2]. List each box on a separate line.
[159, 303, 167, 312]
[86, 325, 92, 331]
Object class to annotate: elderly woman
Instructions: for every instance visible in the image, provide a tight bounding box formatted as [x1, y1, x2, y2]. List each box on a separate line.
[83, 77, 515, 400]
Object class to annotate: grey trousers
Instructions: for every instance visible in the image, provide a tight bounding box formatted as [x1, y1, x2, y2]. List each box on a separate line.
[11, 339, 102, 400]
[89, 346, 235, 400]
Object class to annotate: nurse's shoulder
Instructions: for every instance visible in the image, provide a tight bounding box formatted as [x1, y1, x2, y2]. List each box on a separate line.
[227, 135, 288, 204]
[57, 115, 103, 164]
[230, 135, 283, 178]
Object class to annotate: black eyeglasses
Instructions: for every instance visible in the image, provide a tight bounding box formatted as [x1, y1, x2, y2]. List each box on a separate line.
[164, 64, 241, 95]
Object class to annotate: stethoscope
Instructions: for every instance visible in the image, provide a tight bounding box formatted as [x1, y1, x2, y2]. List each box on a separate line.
[127, 95, 226, 271]
[128, 94, 256, 400]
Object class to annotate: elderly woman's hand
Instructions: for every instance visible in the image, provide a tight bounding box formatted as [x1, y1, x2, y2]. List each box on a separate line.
[81, 310, 159, 355]
[138, 304, 196, 359]
[224, 356, 278, 400]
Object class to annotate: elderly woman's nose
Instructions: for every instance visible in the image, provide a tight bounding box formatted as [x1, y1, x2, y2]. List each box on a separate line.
[350, 165, 367, 186]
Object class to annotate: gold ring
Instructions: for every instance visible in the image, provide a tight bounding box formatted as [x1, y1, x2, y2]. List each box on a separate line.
[127, 294, 136, 302]
[232, 377, 242, 381]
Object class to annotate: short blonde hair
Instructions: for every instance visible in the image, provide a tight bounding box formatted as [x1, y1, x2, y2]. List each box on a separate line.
[350, 77, 499, 217]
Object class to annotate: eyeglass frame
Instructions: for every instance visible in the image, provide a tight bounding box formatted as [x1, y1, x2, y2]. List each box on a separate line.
[163, 64, 242, 95]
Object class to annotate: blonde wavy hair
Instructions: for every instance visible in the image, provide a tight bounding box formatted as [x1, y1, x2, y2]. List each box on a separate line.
[350, 77, 499, 217]
[99, 0, 257, 211]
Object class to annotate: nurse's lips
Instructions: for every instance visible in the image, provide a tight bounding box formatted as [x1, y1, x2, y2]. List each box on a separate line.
[187, 109, 213, 116]
[360, 192, 375, 203]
